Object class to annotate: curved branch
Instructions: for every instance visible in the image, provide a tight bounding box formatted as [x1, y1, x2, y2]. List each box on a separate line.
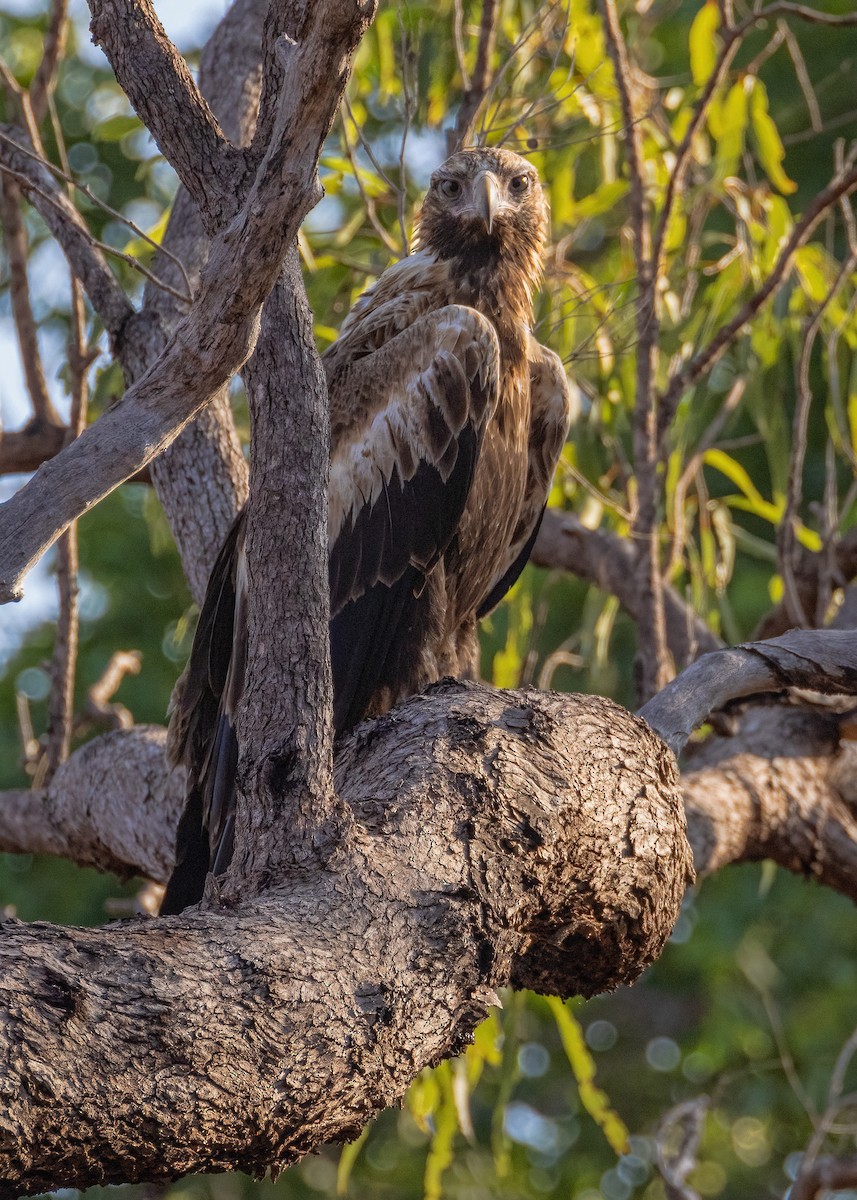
[0, 726, 183, 881]
[683, 705, 857, 900]
[6, 670, 857, 911]
[0, 682, 690, 1196]
[639, 629, 857, 755]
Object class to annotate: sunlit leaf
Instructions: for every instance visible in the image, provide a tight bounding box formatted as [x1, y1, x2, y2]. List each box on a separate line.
[711, 80, 748, 180]
[336, 1124, 370, 1195]
[546, 996, 630, 1155]
[689, 2, 721, 86]
[748, 79, 797, 195]
[423, 1062, 458, 1200]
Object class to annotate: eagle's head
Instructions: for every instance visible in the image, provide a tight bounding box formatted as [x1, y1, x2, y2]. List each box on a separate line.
[415, 147, 548, 317]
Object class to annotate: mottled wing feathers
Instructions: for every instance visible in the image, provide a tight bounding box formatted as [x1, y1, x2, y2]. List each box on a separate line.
[328, 306, 499, 608]
[475, 340, 574, 619]
[328, 305, 499, 729]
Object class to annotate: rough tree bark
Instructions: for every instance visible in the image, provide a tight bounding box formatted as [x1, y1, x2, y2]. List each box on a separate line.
[1, 685, 692, 1194]
[2, 0, 857, 1194]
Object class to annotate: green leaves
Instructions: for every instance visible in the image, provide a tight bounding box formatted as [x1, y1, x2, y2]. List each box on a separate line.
[689, 1, 721, 87]
[748, 79, 797, 195]
[546, 997, 630, 1156]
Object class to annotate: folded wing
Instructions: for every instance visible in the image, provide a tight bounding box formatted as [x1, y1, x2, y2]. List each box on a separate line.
[161, 304, 499, 912]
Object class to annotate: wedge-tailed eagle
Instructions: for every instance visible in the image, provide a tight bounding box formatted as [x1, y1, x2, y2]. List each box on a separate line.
[161, 146, 573, 914]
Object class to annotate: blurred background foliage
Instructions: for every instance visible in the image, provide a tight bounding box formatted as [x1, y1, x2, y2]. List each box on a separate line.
[2, 0, 857, 1197]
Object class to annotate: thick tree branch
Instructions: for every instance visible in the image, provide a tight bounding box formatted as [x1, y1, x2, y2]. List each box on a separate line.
[86, 0, 240, 229]
[231, 254, 343, 896]
[0, 725, 183, 881]
[0, 683, 690, 1196]
[0, 419, 66, 474]
[683, 705, 857, 899]
[639, 629, 857, 755]
[532, 509, 722, 667]
[135, 0, 268, 601]
[5, 683, 857, 904]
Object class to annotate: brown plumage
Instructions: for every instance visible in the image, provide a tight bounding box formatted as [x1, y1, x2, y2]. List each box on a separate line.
[161, 147, 573, 914]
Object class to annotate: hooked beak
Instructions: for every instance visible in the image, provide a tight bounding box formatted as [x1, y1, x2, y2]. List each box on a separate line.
[473, 171, 501, 233]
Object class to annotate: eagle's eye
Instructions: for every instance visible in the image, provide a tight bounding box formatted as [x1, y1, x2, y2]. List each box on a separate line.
[509, 174, 531, 195]
[439, 178, 462, 199]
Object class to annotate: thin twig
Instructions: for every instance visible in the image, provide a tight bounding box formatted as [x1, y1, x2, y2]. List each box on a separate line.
[29, 0, 68, 126]
[38, 107, 90, 787]
[82, 650, 141, 732]
[0, 176, 62, 426]
[452, 0, 470, 90]
[449, 0, 499, 152]
[38, 283, 88, 786]
[339, 114, 400, 255]
[659, 159, 857, 434]
[0, 159, 193, 305]
[779, 232, 857, 627]
[396, 13, 415, 254]
[666, 378, 745, 579]
[0, 126, 194, 301]
[779, 20, 822, 133]
[600, 0, 669, 700]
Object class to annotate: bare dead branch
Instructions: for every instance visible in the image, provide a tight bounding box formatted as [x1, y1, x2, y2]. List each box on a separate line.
[86, 0, 239, 229]
[639, 629, 857, 755]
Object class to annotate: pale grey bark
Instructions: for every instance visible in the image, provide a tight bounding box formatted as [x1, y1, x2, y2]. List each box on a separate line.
[0, 0, 373, 604]
[640, 629, 857, 755]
